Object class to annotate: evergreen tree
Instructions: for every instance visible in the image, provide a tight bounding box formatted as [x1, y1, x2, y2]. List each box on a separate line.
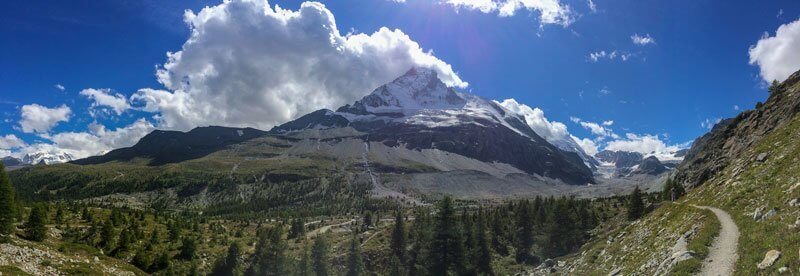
[388, 254, 405, 276]
[514, 200, 534, 264]
[311, 234, 329, 276]
[179, 237, 198, 260]
[247, 227, 287, 276]
[81, 207, 92, 222]
[24, 204, 48, 242]
[429, 196, 465, 275]
[390, 210, 405, 262]
[296, 242, 311, 276]
[212, 242, 242, 276]
[100, 219, 116, 253]
[0, 164, 17, 241]
[627, 186, 645, 221]
[407, 209, 431, 276]
[474, 211, 494, 275]
[768, 79, 780, 94]
[132, 249, 153, 271]
[289, 218, 306, 240]
[55, 205, 65, 225]
[489, 210, 508, 256]
[346, 234, 364, 276]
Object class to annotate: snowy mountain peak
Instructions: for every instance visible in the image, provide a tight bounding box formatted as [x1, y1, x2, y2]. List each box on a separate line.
[22, 151, 74, 165]
[358, 67, 466, 113]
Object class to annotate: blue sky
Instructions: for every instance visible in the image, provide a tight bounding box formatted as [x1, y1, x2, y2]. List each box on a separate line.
[1, 0, 800, 159]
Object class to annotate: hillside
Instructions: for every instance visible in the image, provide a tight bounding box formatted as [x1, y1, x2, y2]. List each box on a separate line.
[554, 70, 800, 275]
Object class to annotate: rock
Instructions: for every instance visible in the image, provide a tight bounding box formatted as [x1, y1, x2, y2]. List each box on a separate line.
[671, 250, 694, 263]
[789, 198, 799, 207]
[757, 152, 769, 162]
[93, 256, 100, 262]
[754, 207, 764, 220]
[778, 267, 789, 273]
[763, 208, 778, 220]
[608, 268, 622, 276]
[543, 258, 555, 267]
[757, 250, 781, 270]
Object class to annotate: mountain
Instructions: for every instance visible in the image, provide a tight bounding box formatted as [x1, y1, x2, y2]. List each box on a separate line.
[633, 156, 667, 175]
[10, 67, 602, 210]
[73, 126, 267, 166]
[2, 156, 25, 167]
[275, 67, 594, 185]
[22, 151, 74, 165]
[595, 150, 644, 169]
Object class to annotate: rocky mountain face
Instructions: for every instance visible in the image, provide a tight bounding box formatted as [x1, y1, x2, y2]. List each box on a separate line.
[2, 156, 25, 167]
[595, 150, 644, 168]
[22, 151, 74, 165]
[675, 70, 800, 188]
[594, 150, 670, 178]
[274, 67, 594, 185]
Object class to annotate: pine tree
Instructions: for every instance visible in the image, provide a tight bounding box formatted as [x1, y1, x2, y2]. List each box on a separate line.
[311, 234, 329, 276]
[296, 242, 311, 276]
[100, 219, 116, 253]
[289, 218, 306, 239]
[24, 204, 48, 242]
[768, 79, 780, 94]
[474, 211, 494, 275]
[627, 186, 645, 221]
[179, 237, 198, 260]
[212, 242, 242, 276]
[407, 209, 431, 276]
[247, 227, 287, 276]
[0, 164, 17, 241]
[514, 200, 534, 264]
[346, 234, 364, 276]
[389, 254, 405, 276]
[390, 211, 405, 262]
[489, 210, 508, 256]
[429, 196, 465, 275]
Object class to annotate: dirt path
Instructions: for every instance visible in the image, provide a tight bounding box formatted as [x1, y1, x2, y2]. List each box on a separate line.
[692, 205, 740, 276]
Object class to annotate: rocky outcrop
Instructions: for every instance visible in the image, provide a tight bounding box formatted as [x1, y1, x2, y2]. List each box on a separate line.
[757, 250, 781, 270]
[634, 156, 668, 175]
[675, 70, 800, 188]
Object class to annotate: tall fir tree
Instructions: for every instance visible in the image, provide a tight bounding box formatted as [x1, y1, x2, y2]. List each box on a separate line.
[311, 234, 330, 276]
[179, 237, 198, 260]
[390, 210, 406, 262]
[296, 241, 312, 276]
[514, 200, 534, 264]
[429, 196, 466, 275]
[474, 210, 494, 275]
[346, 233, 365, 276]
[407, 209, 431, 276]
[212, 242, 242, 276]
[24, 204, 48, 242]
[627, 186, 645, 220]
[247, 227, 287, 276]
[0, 164, 17, 241]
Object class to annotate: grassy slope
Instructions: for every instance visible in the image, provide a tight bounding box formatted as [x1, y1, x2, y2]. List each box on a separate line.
[564, 203, 715, 275]
[684, 110, 800, 274]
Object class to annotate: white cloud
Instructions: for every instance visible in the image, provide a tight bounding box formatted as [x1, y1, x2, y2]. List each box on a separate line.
[749, 18, 800, 82]
[54, 84, 65, 92]
[0, 134, 26, 150]
[700, 117, 721, 130]
[604, 133, 687, 161]
[587, 0, 596, 13]
[570, 117, 619, 140]
[80, 88, 131, 115]
[444, 0, 575, 27]
[21, 119, 155, 159]
[588, 50, 633, 62]
[497, 98, 570, 142]
[571, 135, 598, 155]
[631, 33, 655, 46]
[133, 0, 465, 131]
[19, 104, 71, 133]
[733, 105, 740, 111]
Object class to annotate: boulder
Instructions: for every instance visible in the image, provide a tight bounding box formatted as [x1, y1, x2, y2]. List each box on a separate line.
[756, 152, 769, 162]
[757, 250, 781, 270]
[778, 267, 789, 273]
[608, 268, 622, 276]
[788, 198, 799, 207]
[763, 208, 778, 220]
[753, 207, 764, 220]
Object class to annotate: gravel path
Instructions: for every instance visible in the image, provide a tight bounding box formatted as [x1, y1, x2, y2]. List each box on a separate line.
[692, 205, 740, 276]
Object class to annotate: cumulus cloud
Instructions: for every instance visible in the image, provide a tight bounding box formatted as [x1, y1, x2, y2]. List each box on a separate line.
[443, 0, 575, 27]
[605, 133, 687, 160]
[19, 104, 71, 133]
[496, 99, 571, 142]
[80, 88, 131, 115]
[749, 18, 800, 82]
[631, 33, 655, 45]
[24, 119, 155, 159]
[133, 0, 466, 131]
[570, 117, 619, 140]
[0, 134, 26, 150]
[571, 135, 598, 155]
[54, 84, 65, 92]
